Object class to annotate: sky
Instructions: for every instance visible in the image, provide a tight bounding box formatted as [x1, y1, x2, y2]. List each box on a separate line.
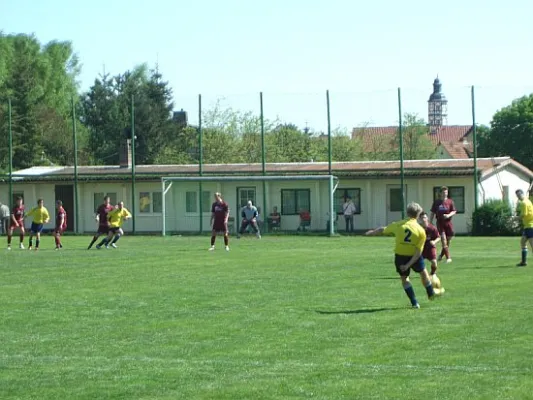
[2, 0, 533, 133]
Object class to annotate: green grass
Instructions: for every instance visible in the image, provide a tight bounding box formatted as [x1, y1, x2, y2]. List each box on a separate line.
[1, 235, 532, 399]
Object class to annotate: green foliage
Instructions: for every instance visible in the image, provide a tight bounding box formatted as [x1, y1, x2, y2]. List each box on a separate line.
[0, 33, 81, 169]
[392, 113, 437, 160]
[471, 199, 520, 236]
[478, 94, 533, 170]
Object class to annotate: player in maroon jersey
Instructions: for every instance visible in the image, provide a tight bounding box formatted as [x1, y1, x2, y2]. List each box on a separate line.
[419, 212, 441, 275]
[7, 197, 25, 250]
[54, 200, 67, 250]
[87, 196, 114, 249]
[430, 186, 456, 263]
[209, 192, 230, 251]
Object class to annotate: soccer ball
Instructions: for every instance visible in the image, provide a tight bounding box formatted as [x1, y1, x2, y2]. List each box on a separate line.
[431, 274, 442, 289]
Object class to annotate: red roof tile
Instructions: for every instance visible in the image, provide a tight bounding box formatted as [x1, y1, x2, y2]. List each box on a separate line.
[10, 157, 533, 181]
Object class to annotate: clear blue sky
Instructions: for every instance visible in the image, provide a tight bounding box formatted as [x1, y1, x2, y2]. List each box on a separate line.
[3, 0, 533, 132]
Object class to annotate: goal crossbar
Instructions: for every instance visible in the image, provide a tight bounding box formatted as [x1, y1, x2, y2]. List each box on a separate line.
[161, 175, 340, 236]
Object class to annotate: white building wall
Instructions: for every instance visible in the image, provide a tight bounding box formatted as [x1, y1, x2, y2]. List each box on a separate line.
[2, 165, 530, 235]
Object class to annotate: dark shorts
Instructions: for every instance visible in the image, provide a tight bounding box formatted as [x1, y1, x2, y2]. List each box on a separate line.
[422, 247, 437, 261]
[10, 220, 24, 230]
[109, 227, 121, 234]
[437, 222, 454, 238]
[523, 228, 533, 239]
[240, 219, 258, 232]
[30, 223, 44, 234]
[394, 254, 425, 277]
[213, 221, 228, 234]
[97, 225, 109, 235]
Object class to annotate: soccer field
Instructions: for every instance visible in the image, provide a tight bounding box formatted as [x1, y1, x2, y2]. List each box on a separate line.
[1, 235, 532, 399]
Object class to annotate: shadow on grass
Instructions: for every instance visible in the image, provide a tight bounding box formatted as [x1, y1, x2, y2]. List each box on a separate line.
[312, 307, 401, 315]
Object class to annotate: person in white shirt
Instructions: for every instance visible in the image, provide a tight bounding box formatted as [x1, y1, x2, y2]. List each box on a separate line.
[342, 197, 357, 233]
[0, 202, 10, 236]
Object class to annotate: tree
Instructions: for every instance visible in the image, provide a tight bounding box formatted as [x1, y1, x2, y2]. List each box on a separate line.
[478, 95, 533, 170]
[395, 113, 437, 160]
[0, 33, 82, 169]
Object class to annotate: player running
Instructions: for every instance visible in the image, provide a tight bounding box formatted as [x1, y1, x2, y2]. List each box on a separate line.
[209, 192, 230, 251]
[366, 202, 436, 309]
[430, 186, 456, 263]
[515, 189, 533, 267]
[87, 196, 114, 249]
[419, 212, 441, 276]
[54, 200, 67, 250]
[96, 202, 131, 249]
[7, 196, 25, 250]
[26, 199, 50, 251]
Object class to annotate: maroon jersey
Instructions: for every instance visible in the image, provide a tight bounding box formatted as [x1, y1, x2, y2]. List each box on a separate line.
[430, 198, 456, 224]
[211, 201, 229, 222]
[12, 205, 25, 222]
[96, 204, 114, 227]
[56, 206, 67, 229]
[423, 224, 440, 252]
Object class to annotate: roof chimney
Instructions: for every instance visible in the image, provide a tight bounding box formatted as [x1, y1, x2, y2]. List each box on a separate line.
[119, 139, 132, 168]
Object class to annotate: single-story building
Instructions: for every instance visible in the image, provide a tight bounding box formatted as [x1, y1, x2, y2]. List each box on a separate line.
[1, 156, 531, 235]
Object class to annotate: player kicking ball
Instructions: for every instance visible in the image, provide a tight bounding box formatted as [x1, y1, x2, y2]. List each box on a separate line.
[209, 192, 230, 251]
[26, 199, 50, 251]
[365, 202, 437, 309]
[419, 212, 445, 293]
[96, 202, 131, 249]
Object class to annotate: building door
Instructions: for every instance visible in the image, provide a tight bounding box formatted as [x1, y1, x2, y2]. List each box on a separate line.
[236, 187, 256, 227]
[55, 185, 75, 231]
[386, 185, 408, 225]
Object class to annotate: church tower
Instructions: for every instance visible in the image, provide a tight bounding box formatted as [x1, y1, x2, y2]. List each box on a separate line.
[428, 77, 448, 128]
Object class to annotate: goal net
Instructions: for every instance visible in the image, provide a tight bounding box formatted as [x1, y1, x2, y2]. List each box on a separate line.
[161, 175, 340, 236]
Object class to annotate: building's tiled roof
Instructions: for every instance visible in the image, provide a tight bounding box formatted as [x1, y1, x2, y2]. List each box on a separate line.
[438, 141, 472, 159]
[351, 125, 474, 159]
[351, 125, 473, 144]
[6, 157, 532, 181]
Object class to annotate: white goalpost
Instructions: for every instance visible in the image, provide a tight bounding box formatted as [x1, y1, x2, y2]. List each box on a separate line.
[161, 175, 340, 236]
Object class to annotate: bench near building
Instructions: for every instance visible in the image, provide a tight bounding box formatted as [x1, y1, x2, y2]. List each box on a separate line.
[1, 157, 531, 235]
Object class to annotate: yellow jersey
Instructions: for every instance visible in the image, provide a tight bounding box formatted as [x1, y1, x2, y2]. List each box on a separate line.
[517, 198, 533, 228]
[383, 218, 426, 256]
[108, 207, 131, 228]
[26, 206, 50, 224]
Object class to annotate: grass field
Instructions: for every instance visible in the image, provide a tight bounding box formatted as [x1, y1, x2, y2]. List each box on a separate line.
[1, 234, 532, 399]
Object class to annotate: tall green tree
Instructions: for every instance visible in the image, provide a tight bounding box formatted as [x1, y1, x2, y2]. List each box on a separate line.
[478, 95, 533, 170]
[393, 113, 436, 160]
[0, 33, 82, 169]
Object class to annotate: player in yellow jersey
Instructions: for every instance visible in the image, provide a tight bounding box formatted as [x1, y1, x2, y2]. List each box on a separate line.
[515, 189, 533, 267]
[365, 202, 436, 309]
[26, 198, 50, 250]
[96, 201, 131, 249]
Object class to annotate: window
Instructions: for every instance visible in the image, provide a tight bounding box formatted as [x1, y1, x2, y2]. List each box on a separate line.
[186, 191, 197, 213]
[93, 192, 117, 212]
[432, 186, 465, 213]
[185, 191, 211, 213]
[139, 191, 163, 213]
[281, 189, 310, 215]
[335, 188, 361, 215]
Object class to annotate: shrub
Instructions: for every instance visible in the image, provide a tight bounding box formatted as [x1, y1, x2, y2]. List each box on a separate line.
[471, 200, 521, 236]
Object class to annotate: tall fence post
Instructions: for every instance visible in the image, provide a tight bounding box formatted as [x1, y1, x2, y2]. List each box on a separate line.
[71, 97, 79, 234]
[398, 87, 405, 219]
[260, 92, 267, 232]
[8, 99, 13, 209]
[326, 90, 334, 235]
[198, 94, 203, 234]
[131, 95, 136, 234]
[471, 85, 478, 211]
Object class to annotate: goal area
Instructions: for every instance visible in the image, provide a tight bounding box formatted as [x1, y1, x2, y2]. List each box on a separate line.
[161, 175, 340, 236]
